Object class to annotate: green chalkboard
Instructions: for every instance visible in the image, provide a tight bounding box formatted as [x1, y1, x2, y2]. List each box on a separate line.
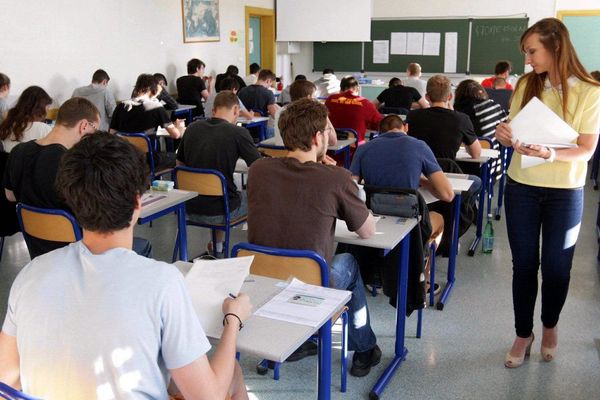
[313, 42, 362, 72]
[469, 18, 528, 74]
[363, 19, 470, 73]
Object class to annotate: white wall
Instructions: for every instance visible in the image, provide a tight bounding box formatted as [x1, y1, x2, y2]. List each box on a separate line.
[0, 0, 274, 105]
[556, 0, 599, 10]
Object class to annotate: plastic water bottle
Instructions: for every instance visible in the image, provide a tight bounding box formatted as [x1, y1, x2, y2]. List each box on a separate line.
[482, 214, 494, 253]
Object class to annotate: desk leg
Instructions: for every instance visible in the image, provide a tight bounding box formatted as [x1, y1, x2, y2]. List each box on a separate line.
[344, 147, 350, 169]
[317, 320, 332, 400]
[369, 234, 410, 400]
[468, 161, 488, 256]
[438, 193, 461, 310]
[186, 109, 193, 125]
[177, 204, 188, 261]
[260, 122, 266, 142]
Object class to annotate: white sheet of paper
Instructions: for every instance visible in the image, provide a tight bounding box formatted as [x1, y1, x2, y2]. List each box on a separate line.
[444, 32, 458, 73]
[390, 32, 407, 55]
[456, 147, 500, 160]
[423, 32, 441, 56]
[373, 40, 389, 64]
[406, 32, 424, 55]
[184, 256, 253, 337]
[253, 278, 350, 327]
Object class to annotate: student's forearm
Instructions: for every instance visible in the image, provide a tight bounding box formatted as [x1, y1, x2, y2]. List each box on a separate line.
[209, 322, 239, 392]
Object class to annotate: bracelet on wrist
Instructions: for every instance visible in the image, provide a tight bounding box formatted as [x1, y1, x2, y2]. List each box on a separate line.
[223, 313, 243, 331]
[544, 147, 556, 163]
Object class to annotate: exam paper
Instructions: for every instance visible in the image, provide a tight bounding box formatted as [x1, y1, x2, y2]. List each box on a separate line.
[253, 278, 351, 327]
[373, 40, 390, 64]
[184, 256, 253, 337]
[390, 32, 407, 55]
[444, 32, 458, 73]
[423, 32, 440, 56]
[407, 32, 424, 55]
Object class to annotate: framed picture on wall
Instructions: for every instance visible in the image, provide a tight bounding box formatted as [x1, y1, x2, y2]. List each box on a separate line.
[181, 0, 220, 43]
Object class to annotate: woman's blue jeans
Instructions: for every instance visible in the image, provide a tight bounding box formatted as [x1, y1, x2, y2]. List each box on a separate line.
[504, 178, 583, 338]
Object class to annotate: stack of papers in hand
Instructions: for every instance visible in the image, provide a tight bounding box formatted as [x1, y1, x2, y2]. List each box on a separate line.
[254, 278, 351, 327]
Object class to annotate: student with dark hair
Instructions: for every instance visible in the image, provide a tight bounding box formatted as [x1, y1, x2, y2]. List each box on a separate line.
[153, 73, 179, 110]
[279, 74, 307, 105]
[243, 62, 261, 86]
[248, 98, 380, 377]
[313, 68, 341, 98]
[215, 65, 246, 93]
[373, 76, 428, 112]
[325, 76, 381, 143]
[177, 58, 212, 117]
[481, 60, 513, 90]
[204, 77, 252, 119]
[177, 91, 261, 257]
[0, 132, 252, 399]
[237, 69, 279, 120]
[110, 74, 184, 169]
[71, 69, 117, 131]
[0, 73, 11, 124]
[0, 86, 52, 152]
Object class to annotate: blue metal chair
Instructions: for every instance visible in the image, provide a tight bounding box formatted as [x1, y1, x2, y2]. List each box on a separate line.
[334, 128, 358, 142]
[16, 204, 82, 254]
[232, 242, 349, 392]
[172, 167, 247, 260]
[257, 143, 288, 158]
[117, 132, 173, 181]
[0, 382, 40, 400]
[379, 106, 409, 115]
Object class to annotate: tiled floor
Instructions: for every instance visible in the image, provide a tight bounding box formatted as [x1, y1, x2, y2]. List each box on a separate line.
[1, 180, 599, 400]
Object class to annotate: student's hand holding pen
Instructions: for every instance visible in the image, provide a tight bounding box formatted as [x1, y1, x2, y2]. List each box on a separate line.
[222, 293, 252, 330]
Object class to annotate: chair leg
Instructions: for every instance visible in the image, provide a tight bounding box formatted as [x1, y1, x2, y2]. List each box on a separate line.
[273, 362, 280, 381]
[235, 352, 240, 361]
[224, 228, 230, 258]
[171, 230, 180, 263]
[341, 311, 348, 393]
[211, 229, 217, 257]
[416, 308, 423, 338]
[0, 237, 4, 262]
[429, 242, 436, 307]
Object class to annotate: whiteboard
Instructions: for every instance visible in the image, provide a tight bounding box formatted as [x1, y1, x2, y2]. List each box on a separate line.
[276, 0, 371, 42]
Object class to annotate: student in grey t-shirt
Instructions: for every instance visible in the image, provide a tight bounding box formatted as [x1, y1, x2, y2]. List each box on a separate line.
[71, 69, 117, 131]
[0, 133, 252, 400]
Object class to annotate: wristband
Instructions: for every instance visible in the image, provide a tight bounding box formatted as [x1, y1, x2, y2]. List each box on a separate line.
[544, 147, 556, 163]
[223, 313, 243, 331]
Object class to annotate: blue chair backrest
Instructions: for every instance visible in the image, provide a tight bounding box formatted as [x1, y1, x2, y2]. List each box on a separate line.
[484, 88, 512, 114]
[16, 203, 82, 244]
[116, 132, 156, 176]
[0, 382, 40, 400]
[173, 166, 232, 218]
[335, 128, 358, 142]
[379, 106, 409, 115]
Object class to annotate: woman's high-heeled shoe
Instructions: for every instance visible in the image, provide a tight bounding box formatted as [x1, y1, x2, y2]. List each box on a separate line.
[541, 345, 557, 362]
[505, 333, 534, 368]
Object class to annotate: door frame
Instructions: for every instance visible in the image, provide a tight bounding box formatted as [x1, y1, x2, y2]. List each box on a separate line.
[245, 6, 275, 74]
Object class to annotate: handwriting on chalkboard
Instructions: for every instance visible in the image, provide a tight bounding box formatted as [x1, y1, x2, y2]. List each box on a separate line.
[474, 24, 527, 38]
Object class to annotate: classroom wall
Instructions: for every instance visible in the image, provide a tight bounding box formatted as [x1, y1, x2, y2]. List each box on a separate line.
[556, 0, 599, 10]
[0, 0, 274, 105]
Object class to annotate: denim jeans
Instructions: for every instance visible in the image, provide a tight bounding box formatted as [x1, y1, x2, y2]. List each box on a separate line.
[186, 192, 248, 225]
[504, 178, 583, 338]
[330, 253, 377, 353]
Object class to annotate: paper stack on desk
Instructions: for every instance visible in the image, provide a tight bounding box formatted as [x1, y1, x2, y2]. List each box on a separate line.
[184, 256, 254, 337]
[509, 96, 578, 168]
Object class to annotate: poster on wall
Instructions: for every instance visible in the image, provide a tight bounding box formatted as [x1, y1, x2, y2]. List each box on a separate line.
[181, 0, 220, 42]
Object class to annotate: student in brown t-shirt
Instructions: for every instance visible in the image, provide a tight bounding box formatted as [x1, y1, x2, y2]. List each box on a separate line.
[247, 98, 381, 377]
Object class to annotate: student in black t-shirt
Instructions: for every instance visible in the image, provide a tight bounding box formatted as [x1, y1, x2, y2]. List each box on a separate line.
[237, 69, 278, 118]
[373, 77, 428, 112]
[176, 59, 212, 117]
[176, 91, 261, 257]
[153, 73, 179, 111]
[215, 65, 246, 93]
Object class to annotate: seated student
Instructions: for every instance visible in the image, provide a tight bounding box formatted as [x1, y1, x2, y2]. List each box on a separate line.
[273, 80, 336, 148]
[373, 77, 428, 112]
[454, 79, 507, 146]
[153, 73, 179, 110]
[71, 69, 117, 130]
[0, 86, 52, 152]
[243, 62, 261, 86]
[247, 98, 381, 377]
[176, 58, 212, 117]
[404, 63, 427, 97]
[215, 65, 246, 93]
[0, 132, 252, 400]
[349, 114, 453, 295]
[0, 73, 11, 124]
[313, 68, 341, 98]
[237, 69, 278, 118]
[110, 74, 184, 169]
[326, 76, 382, 144]
[481, 60, 514, 90]
[204, 77, 253, 120]
[279, 74, 306, 105]
[176, 91, 261, 257]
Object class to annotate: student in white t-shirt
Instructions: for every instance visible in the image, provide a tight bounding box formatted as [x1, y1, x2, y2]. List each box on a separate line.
[0, 86, 52, 152]
[0, 132, 252, 400]
[404, 62, 427, 98]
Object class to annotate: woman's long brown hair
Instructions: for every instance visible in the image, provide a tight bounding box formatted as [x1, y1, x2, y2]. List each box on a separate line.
[515, 18, 599, 122]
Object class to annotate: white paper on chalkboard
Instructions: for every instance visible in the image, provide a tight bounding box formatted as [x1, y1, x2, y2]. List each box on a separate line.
[373, 40, 389, 64]
[406, 32, 424, 55]
[423, 32, 441, 56]
[444, 32, 458, 73]
[390, 32, 407, 55]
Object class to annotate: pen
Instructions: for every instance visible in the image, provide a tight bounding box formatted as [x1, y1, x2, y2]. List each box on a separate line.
[228, 293, 237, 299]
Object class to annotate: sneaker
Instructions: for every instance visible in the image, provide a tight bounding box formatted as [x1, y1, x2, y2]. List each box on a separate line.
[350, 345, 382, 377]
[286, 340, 318, 362]
[426, 283, 441, 296]
[205, 242, 225, 259]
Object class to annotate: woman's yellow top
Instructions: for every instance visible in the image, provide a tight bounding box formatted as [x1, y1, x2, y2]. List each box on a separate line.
[508, 76, 600, 188]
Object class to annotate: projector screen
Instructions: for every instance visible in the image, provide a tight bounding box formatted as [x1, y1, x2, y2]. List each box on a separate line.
[276, 0, 372, 42]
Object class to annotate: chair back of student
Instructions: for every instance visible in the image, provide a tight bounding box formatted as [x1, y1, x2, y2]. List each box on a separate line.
[232, 243, 329, 287]
[174, 166, 226, 197]
[334, 128, 358, 143]
[379, 106, 409, 116]
[484, 88, 512, 114]
[0, 381, 40, 400]
[258, 144, 288, 158]
[478, 137, 493, 149]
[16, 204, 82, 246]
[116, 132, 158, 177]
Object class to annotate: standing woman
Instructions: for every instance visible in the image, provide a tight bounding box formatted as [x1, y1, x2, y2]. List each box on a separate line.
[0, 86, 52, 152]
[496, 18, 600, 368]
